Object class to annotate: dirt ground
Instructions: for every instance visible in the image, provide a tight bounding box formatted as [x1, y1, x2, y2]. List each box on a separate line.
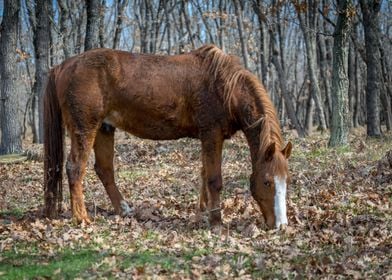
[0, 128, 391, 279]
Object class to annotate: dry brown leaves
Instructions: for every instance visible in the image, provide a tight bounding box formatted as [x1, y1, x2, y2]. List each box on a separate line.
[0, 128, 391, 278]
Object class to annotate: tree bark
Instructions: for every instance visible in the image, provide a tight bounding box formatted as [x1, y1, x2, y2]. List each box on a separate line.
[85, 0, 101, 50]
[113, 0, 128, 49]
[270, 30, 306, 137]
[317, 33, 332, 126]
[379, 45, 392, 131]
[181, 1, 195, 49]
[75, 2, 86, 54]
[32, 0, 51, 143]
[99, 0, 106, 48]
[295, 0, 328, 132]
[353, 50, 360, 127]
[348, 42, 356, 128]
[329, 0, 353, 147]
[253, 0, 269, 86]
[305, 88, 314, 133]
[58, 0, 72, 58]
[0, 0, 23, 154]
[233, 0, 249, 69]
[360, 0, 382, 137]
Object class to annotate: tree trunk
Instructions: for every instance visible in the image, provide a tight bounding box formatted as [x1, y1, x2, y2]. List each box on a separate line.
[32, 0, 51, 144]
[329, 0, 353, 147]
[295, 0, 327, 132]
[165, 1, 172, 54]
[99, 0, 106, 48]
[253, 0, 269, 87]
[0, 0, 23, 155]
[58, 0, 72, 58]
[317, 33, 332, 126]
[305, 89, 314, 133]
[233, 0, 249, 69]
[181, 1, 194, 49]
[360, 0, 382, 137]
[353, 46, 361, 127]
[85, 0, 101, 50]
[379, 45, 392, 131]
[270, 31, 306, 137]
[75, 2, 86, 54]
[218, 0, 226, 52]
[113, 0, 128, 49]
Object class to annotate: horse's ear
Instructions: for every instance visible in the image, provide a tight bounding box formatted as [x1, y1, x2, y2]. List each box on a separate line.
[281, 141, 292, 159]
[264, 143, 275, 162]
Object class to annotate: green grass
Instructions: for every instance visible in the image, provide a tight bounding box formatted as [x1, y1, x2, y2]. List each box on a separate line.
[0, 208, 25, 219]
[0, 245, 201, 279]
[0, 154, 27, 164]
[118, 169, 148, 181]
[0, 248, 103, 279]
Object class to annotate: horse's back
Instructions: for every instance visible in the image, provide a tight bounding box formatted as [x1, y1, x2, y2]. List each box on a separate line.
[54, 49, 215, 140]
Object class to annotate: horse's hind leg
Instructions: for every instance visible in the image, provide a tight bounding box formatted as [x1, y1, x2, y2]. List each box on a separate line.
[66, 131, 96, 224]
[93, 124, 132, 216]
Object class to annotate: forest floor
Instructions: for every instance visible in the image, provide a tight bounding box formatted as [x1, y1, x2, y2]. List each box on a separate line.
[0, 128, 391, 279]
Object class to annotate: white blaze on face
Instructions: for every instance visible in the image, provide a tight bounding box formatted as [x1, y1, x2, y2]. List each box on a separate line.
[274, 176, 288, 228]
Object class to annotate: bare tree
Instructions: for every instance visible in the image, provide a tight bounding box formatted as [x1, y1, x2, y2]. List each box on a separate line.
[85, 0, 101, 50]
[269, 29, 306, 137]
[329, 0, 354, 147]
[0, 0, 22, 154]
[58, 0, 71, 58]
[233, 0, 249, 69]
[113, 0, 128, 49]
[294, 0, 327, 132]
[31, 0, 51, 143]
[252, 0, 269, 86]
[360, 0, 382, 137]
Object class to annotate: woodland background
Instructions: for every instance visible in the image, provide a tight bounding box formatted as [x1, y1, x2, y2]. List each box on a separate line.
[0, 0, 391, 279]
[0, 0, 391, 150]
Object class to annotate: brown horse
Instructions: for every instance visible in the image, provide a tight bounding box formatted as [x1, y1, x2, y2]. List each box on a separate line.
[43, 45, 292, 229]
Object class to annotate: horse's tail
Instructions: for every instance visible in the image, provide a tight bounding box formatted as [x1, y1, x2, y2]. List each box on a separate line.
[43, 67, 64, 218]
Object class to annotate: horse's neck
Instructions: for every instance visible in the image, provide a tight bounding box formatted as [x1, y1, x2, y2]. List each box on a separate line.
[241, 115, 267, 170]
[237, 82, 281, 168]
[243, 121, 275, 169]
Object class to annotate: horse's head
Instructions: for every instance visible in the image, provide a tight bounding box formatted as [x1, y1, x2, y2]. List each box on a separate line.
[250, 141, 292, 229]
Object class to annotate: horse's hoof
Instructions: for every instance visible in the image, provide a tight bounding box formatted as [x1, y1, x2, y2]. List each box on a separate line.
[210, 223, 223, 235]
[208, 214, 223, 229]
[120, 200, 134, 217]
[72, 215, 92, 225]
[198, 201, 207, 212]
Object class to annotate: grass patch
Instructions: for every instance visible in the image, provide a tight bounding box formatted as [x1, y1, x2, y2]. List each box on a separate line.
[0, 207, 25, 219]
[118, 169, 148, 181]
[0, 248, 103, 279]
[0, 154, 27, 164]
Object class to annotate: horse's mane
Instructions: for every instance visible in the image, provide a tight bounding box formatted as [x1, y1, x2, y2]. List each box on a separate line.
[194, 44, 283, 152]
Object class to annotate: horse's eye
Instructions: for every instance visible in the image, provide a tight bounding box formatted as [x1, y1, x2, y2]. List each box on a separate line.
[264, 181, 271, 188]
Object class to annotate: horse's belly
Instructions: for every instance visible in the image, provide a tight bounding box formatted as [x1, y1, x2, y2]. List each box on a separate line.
[103, 109, 199, 140]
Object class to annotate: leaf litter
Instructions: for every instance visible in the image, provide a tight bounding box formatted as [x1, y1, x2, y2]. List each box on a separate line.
[0, 128, 391, 278]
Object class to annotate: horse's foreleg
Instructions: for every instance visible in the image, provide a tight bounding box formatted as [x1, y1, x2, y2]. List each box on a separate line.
[94, 125, 132, 216]
[198, 165, 208, 211]
[201, 131, 224, 226]
[66, 132, 96, 224]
